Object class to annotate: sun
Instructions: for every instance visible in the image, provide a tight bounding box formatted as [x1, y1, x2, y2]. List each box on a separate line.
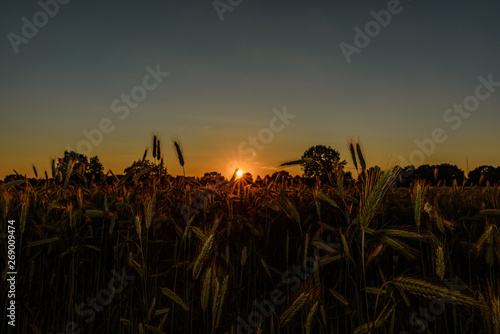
[236, 170, 243, 178]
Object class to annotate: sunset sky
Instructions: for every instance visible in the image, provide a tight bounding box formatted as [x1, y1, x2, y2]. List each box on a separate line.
[1, 0, 499, 179]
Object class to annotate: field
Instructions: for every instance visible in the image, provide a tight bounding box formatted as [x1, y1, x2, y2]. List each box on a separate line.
[1, 166, 500, 333]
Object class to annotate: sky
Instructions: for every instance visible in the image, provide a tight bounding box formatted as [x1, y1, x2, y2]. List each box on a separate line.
[1, 0, 499, 179]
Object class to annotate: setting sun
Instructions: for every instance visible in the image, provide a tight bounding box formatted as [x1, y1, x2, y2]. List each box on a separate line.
[236, 170, 243, 178]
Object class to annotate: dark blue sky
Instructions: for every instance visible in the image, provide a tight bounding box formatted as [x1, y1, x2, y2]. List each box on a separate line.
[1, 0, 499, 178]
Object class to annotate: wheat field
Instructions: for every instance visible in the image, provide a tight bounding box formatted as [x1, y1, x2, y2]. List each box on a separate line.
[1, 155, 499, 334]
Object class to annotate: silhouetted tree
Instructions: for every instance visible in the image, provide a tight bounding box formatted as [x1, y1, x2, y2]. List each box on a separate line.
[3, 174, 25, 183]
[413, 164, 464, 186]
[396, 165, 415, 187]
[301, 145, 346, 182]
[54, 151, 107, 183]
[435, 164, 465, 186]
[468, 165, 500, 185]
[87, 156, 104, 181]
[200, 172, 225, 186]
[57, 151, 87, 175]
[53, 151, 89, 183]
[412, 165, 435, 184]
[343, 171, 354, 187]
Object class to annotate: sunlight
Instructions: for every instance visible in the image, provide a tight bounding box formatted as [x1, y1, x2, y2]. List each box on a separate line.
[236, 170, 243, 178]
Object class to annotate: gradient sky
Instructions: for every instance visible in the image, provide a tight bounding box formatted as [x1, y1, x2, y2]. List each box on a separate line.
[1, 0, 499, 179]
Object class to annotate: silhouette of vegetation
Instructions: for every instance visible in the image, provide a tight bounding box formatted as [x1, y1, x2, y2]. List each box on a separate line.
[366, 166, 382, 179]
[52, 151, 104, 184]
[396, 165, 416, 187]
[4, 145, 500, 333]
[300, 145, 347, 182]
[57, 150, 87, 175]
[348, 138, 366, 178]
[200, 171, 225, 186]
[270, 170, 293, 183]
[241, 172, 253, 184]
[123, 159, 167, 181]
[87, 156, 104, 181]
[468, 165, 500, 186]
[412, 164, 465, 186]
[172, 137, 185, 177]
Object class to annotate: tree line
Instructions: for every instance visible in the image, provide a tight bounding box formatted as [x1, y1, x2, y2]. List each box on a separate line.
[2, 145, 499, 187]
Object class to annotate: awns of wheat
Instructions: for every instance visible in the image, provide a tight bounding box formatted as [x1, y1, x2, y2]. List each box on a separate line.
[193, 234, 214, 279]
[393, 276, 485, 309]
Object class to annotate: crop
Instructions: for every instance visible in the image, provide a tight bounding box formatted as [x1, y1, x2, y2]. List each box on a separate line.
[1, 150, 499, 333]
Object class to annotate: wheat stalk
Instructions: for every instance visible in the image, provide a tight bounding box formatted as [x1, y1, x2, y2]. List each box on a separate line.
[280, 292, 309, 326]
[492, 297, 500, 334]
[201, 267, 212, 311]
[320, 305, 327, 325]
[135, 215, 142, 239]
[366, 242, 385, 265]
[359, 167, 399, 229]
[356, 140, 366, 171]
[211, 275, 220, 329]
[340, 229, 352, 262]
[160, 287, 190, 311]
[436, 246, 445, 280]
[152, 134, 157, 159]
[313, 257, 320, 286]
[305, 301, 319, 334]
[240, 247, 247, 266]
[414, 183, 423, 227]
[348, 139, 358, 171]
[476, 225, 493, 252]
[303, 233, 309, 267]
[393, 276, 484, 308]
[147, 297, 156, 321]
[156, 139, 161, 160]
[486, 233, 495, 266]
[354, 301, 395, 334]
[193, 234, 214, 279]
[20, 202, 28, 234]
[146, 199, 153, 230]
[328, 288, 349, 306]
[172, 138, 185, 176]
[215, 275, 230, 329]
